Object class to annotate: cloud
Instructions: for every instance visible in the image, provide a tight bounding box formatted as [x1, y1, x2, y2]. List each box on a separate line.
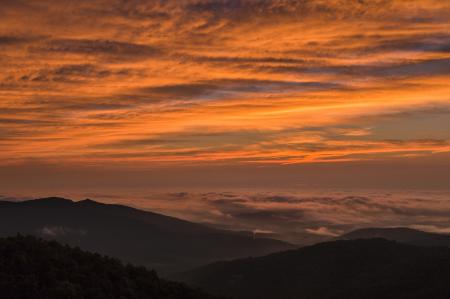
[234, 209, 305, 222]
[189, 55, 311, 65]
[0, 118, 59, 125]
[37, 38, 161, 60]
[184, 0, 397, 22]
[38, 225, 86, 237]
[17, 64, 135, 85]
[0, 0, 448, 169]
[266, 58, 450, 78]
[137, 79, 342, 102]
[27, 189, 448, 245]
[305, 227, 341, 237]
[0, 35, 33, 46]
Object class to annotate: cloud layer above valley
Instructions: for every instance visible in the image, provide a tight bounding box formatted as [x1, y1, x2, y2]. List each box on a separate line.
[4, 189, 450, 245]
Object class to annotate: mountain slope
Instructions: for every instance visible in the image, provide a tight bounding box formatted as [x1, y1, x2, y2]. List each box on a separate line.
[0, 198, 292, 273]
[175, 239, 450, 299]
[0, 235, 221, 299]
[340, 227, 450, 247]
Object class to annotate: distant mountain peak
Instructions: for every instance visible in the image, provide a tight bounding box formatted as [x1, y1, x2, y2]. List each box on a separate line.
[341, 227, 431, 238]
[32, 197, 73, 203]
[0, 196, 292, 273]
[340, 226, 450, 247]
[77, 198, 101, 205]
[349, 227, 421, 232]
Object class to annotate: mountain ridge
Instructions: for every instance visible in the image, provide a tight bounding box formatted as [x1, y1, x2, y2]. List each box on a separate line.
[174, 238, 450, 299]
[0, 197, 293, 274]
[340, 226, 450, 247]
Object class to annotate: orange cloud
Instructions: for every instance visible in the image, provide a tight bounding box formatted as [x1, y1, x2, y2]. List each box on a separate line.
[0, 0, 449, 168]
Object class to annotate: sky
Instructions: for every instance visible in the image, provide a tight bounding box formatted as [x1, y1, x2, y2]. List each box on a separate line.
[0, 0, 449, 239]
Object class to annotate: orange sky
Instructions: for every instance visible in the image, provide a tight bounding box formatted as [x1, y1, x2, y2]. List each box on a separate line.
[0, 0, 449, 190]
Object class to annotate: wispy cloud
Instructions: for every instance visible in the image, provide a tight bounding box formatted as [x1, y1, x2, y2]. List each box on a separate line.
[0, 0, 448, 169]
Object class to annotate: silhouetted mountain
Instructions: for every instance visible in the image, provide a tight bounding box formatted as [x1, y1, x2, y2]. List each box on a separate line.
[0, 198, 292, 273]
[174, 239, 450, 299]
[0, 235, 222, 299]
[341, 227, 450, 247]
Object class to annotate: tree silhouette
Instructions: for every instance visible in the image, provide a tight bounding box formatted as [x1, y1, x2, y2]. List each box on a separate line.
[0, 235, 223, 299]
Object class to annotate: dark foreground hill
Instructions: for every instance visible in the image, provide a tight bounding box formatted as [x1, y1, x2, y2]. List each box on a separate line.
[0, 235, 221, 299]
[175, 239, 450, 299]
[0, 198, 292, 273]
[340, 227, 450, 247]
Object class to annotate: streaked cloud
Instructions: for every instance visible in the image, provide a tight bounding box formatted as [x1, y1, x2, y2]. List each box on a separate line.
[0, 0, 448, 174]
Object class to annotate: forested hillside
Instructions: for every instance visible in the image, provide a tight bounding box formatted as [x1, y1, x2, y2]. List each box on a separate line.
[0, 235, 221, 299]
[176, 239, 450, 299]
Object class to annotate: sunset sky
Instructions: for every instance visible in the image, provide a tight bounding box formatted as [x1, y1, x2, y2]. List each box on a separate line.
[0, 0, 450, 188]
[1, 0, 450, 238]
